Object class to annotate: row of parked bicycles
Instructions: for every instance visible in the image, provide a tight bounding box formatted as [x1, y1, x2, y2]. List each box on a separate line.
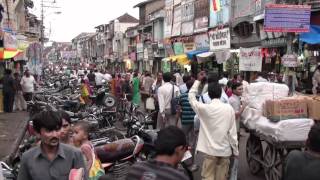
[1, 74, 193, 180]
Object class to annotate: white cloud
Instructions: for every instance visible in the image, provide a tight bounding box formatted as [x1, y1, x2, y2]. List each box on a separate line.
[32, 0, 140, 42]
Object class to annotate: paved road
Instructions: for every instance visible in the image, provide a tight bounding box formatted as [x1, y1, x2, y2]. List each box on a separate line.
[0, 111, 29, 161]
[193, 132, 265, 180]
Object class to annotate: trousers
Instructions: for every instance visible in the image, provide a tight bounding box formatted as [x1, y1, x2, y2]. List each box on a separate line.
[201, 155, 230, 180]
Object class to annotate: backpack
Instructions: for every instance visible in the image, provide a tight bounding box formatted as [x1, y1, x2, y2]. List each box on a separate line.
[170, 84, 178, 115]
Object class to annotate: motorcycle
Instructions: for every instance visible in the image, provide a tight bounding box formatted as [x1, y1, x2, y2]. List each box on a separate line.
[125, 120, 194, 180]
[1, 161, 16, 180]
[94, 135, 144, 180]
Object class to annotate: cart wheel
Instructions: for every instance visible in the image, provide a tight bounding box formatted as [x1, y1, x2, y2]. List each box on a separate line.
[263, 144, 282, 180]
[246, 134, 263, 175]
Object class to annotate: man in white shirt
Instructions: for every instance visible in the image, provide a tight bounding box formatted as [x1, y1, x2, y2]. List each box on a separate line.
[20, 70, 37, 101]
[229, 82, 247, 134]
[94, 70, 105, 89]
[179, 75, 190, 94]
[174, 69, 184, 86]
[189, 71, 238, 180]
[103, 70, 112, 82]
[157, 72, 180, 129]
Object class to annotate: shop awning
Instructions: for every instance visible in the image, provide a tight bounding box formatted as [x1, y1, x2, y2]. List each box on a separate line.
[186, 50, 208, 60]
[169, 54, 188, 62]
[196, 52, 214, 63]
[0, 48, 22, 60]
[162, 57, 171, 62]
[300, 25, 320, 44]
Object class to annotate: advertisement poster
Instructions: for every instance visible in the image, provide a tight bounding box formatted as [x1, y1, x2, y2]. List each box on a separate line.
[164, 0, 174, 38]
[264, 4, 311, 32]
[209, 0, 230, 27]
[181, 0, 195, 22]
[209, 27, 230, 51]
[194, 33, 209, 50]
[172, 5, 182, 37]
[173, 42, 184, 55]
[194, 17, 208, 33]
[181, 21, 194, 35]
[239, 47, 262, 72]
[282, 54, 298, 67]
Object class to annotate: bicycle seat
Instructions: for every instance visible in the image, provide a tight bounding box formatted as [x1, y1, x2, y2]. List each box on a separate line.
[95, 138, 135, 163]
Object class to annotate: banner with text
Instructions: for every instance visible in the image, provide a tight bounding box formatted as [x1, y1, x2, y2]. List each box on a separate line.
[239, 47, 262, 72]
[209, 28, 230, 51]
[264, 4, 311, 33]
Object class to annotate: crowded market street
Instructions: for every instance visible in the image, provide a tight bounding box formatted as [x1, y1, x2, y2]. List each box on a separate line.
[1, 0, 320, 180]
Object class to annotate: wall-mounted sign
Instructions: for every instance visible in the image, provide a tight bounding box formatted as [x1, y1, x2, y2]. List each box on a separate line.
[194, 33, 209, 50]
[239, 47, 262, 72]
[172, 5, 182, 37]
[209, 27, 230, 51]
[282, 54, 298, 67]
[173, 42, 184, 55]
[164, 0, 174, 38]
[165, 43, 175, 56]
[264, 4, 311, 32]
[181, 21, 194, 35]
[183, 43, 195, 53]
[136, 43, 143, 53]
[194, 16, 208, 33]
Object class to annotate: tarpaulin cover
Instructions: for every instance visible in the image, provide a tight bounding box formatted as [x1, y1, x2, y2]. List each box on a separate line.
[186, 50, 208, 60]
[300, 25, 320, 44]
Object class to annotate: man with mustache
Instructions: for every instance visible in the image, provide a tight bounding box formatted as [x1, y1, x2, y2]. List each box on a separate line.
[17, 111, 86, 180]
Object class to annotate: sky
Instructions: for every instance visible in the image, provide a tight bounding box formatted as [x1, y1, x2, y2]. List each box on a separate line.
[31, 0, 140, 42]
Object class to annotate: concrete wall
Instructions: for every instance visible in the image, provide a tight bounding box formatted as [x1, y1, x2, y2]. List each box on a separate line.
[145, 0, 165, 23]
[119, 23, 139, 33]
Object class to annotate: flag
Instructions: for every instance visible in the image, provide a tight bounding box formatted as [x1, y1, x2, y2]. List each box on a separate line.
[212, 0, 221, 12]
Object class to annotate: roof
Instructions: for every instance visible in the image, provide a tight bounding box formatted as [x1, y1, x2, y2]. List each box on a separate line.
[116, 13, 139, 23]
[133, 0, 157, 8]
[72, 32, 95, 41]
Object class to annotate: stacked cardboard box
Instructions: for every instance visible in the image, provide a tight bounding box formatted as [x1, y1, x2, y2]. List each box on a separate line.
[264, 98, 308, 122]
[304, 96, 320, 121]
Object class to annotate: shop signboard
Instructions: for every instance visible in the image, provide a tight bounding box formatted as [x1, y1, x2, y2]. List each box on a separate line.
[137, 43, 143, 53]
[209, 0, 230, 27]
[209, 27, 230, 51]
[181, 21, 194, 35]
[194, 17, 208, 33]
[181, 0, 195, 22]
[165, 43, 175, 56]
[282, 54, 298, 67]
[173, 42, 184, 55]
[4, 32, 17, 50]
[239, 47, 262, 72]
[164, 0, 174, 38]
[144, 48, 149, 61]
[183, 43, 195, 53]
[172, 5, 182, 37]
[264, 4, 311, 32]
[130, 52, 136, 61]
[137, 53, 144, 61]
[194, 33, 209, 50]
